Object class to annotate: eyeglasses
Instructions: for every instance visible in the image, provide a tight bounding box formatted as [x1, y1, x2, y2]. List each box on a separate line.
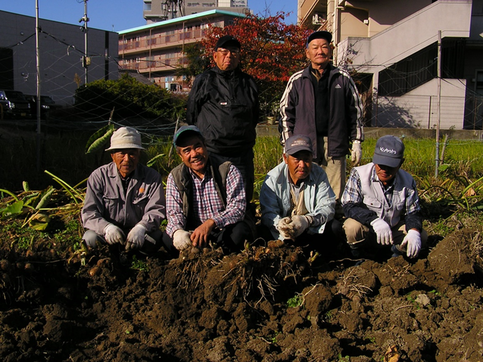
[216, 48, 240, 56]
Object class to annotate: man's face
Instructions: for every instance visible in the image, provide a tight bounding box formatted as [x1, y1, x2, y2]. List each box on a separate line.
[283, 151, 313, 185]
[213, 47, 240, 71]
[375, 163, 402, 186]
[177, 134, 209, 177]
[111, 149, 141, 178]
[306, 38, 332, 69]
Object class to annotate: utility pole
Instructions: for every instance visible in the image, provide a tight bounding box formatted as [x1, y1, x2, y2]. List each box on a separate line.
[35, 0, 42, 171]
[435, 30, 442, 178]
[80, 0, 89, 84]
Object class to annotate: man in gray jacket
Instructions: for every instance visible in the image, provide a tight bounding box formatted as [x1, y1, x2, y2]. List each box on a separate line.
[279, 31, 364, 203]
[341, 135, 427, 260]
[260, 134, 335, 246]
[81, 127, 166, 254]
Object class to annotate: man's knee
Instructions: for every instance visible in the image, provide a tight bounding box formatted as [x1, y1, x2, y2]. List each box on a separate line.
[342, 218, 367, 245]
[82, 229, 105, 248]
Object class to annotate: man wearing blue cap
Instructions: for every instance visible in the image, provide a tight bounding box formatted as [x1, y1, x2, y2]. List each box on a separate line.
[165, 125, 253, 253]
[341, 135, 427, 259]
[279, 30, 364, 206]
[259, 134, 336, 245]
[186, 35, 259, 203]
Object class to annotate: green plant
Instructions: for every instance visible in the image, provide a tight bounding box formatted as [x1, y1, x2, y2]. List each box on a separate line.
[338, 353, 350, 362]
[286, 293, 303, 308]
[131, 255, 149, 272]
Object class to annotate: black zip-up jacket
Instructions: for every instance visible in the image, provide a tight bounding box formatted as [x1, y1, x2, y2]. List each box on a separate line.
[279, 64, 364, 159]
[186, 66, 259, 156]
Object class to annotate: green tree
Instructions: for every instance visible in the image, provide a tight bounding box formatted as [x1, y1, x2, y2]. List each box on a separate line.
[75, 73, 186, 122]
[175, 42, 211, 85]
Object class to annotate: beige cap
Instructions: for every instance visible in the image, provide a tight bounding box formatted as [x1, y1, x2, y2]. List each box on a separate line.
[106, 127, 145, 151]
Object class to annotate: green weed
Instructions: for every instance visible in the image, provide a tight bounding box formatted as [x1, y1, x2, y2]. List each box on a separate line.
[286, 293, 303, 308]
[131, 255, 149, 272]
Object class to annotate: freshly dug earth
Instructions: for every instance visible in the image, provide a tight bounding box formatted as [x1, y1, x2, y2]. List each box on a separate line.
[1, 223, 483, 361]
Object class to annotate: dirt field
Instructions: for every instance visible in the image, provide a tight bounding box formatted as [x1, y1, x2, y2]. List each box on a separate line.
[1, 213, 483, 362]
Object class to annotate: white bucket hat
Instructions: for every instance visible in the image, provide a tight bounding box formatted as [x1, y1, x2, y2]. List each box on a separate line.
[106, 127, 145, 151]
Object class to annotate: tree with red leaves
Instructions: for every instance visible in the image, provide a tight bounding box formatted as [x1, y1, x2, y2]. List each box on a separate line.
[183, 13, 312, 119]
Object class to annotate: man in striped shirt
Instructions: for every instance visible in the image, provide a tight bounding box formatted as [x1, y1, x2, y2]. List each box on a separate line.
[165, 125, 253, 253]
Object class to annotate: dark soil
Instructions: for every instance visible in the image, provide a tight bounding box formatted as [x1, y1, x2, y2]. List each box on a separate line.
[1, 216, 483, 362]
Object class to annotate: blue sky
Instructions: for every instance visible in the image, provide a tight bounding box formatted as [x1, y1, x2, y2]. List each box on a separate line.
[1, 0, 297, 32]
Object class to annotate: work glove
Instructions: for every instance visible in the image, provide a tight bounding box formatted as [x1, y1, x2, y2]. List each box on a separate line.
[104, 224, 125, 245]
[401, 229, 421, 258]
[291, 215, 312, 238]
[277, 217, 293, 240]
[173, 229, 192, 251]
[126, 224, 147, 250]
[351, 140, 362, 166]
[370, 218, 393, 245]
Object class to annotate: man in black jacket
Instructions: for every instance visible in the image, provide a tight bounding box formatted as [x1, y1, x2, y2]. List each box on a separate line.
[186, 35, 259, 202]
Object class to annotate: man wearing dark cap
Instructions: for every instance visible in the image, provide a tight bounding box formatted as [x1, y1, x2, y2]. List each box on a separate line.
[165, 125, 254, 253]
[186, 34, 259, 203]
[259, 134, 335, 244]
[279, 30, 364, 206]
[81, 127, 166, 254]
[341, 135, 427, 260]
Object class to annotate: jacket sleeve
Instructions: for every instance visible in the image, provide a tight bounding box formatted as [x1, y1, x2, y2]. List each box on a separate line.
[81, 170, 111, 235]
[279, 75, 298, 145]
[138, 170, 166, 233]
[259, 172, 285, 240]
[307, 170, 336, 234]
[186, 74, 204, 125]
[344, 72, 364, 142]
[249, 77, 261, 126]
[341, 168, 377, 225]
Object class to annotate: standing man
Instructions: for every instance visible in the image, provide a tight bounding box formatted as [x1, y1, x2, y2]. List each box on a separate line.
[165, 125, 253, 253]
[259, 134, 335, 247]
[340, 135, 427, 260]
[81, 127, 166, 254]
[279, 30, 364, 202]
[186, 35, 259, 202]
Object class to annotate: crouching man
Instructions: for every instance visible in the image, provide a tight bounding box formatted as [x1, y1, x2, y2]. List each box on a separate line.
[259, 135, 336, 249]
[165, 125, 253, 253]
[81, 127, 166, 254]
[341, 135, 427, 260]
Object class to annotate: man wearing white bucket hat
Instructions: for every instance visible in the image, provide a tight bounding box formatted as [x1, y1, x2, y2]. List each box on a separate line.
[81, 127, 166, 253]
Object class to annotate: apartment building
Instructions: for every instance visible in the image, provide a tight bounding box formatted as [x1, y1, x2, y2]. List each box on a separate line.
[119, 9, 245, 91]
[143, 0, 248, 22]
[297, 0, 483, 130]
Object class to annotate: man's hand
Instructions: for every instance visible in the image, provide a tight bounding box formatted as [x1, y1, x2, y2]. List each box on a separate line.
[190, 219, 215, 248]
[277, 217, 293, 240]
[351, 140, 362, 166]
[104, 224, 125, 245]
[291, 215, 311, 238]
[126, 224, 147, 250]
[401, 229, 421, 258]
[370, 218, 393, 245]
[173, 229, 192, 251]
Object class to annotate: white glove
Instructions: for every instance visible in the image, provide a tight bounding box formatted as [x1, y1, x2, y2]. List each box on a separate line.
[351, 140, 362, 165]
[277, 217, 293, 240]
[126, 224, 147, 250]
[291, 215, 311, 238]
[104, 224, 125, 245]
[401, 229, 421, 258]
[370, 218, 393, 245]
[173, 229, 192, 250]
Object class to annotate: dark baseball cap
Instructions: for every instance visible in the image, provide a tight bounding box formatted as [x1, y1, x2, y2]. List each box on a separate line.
[372, 135, 405, 168]
[307, 31, 332, 47]
[215, 35, 241, 50]
[284, 135, 313, 156]
[173, 125, 203, 146]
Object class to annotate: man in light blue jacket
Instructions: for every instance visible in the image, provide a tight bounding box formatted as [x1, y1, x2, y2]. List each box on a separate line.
[260, 135, 336, 245]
